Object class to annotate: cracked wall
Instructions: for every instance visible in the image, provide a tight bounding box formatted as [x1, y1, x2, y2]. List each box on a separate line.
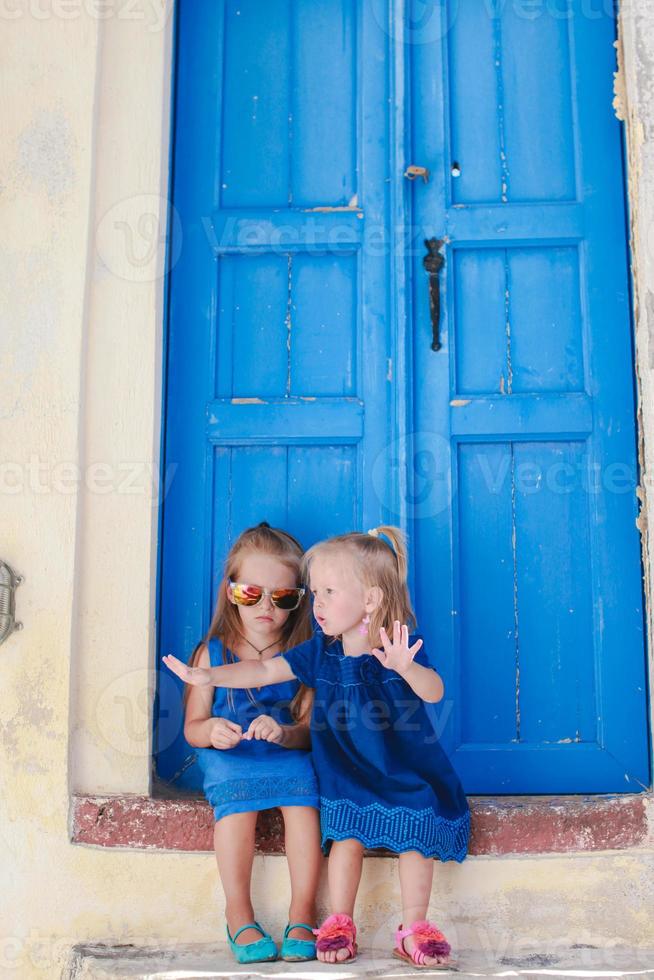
[616, 0, 654, 751]
[0, 4, 653, 978]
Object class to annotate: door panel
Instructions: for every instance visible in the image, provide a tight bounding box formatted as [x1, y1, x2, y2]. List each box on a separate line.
[454, 247, 585, 394]
[157, 0, 392, 787]
[449, 0, 576, 204]
[409, 0, 649, 790]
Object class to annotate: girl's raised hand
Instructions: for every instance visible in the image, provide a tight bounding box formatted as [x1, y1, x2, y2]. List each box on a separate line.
[243, 714, 284, 743]
[371, 621, 423, 676]
[162, 654, 213, 686]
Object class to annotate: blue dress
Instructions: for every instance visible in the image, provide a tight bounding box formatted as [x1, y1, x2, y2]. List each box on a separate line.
[281, 630, 470, 861]
[196, 638, 320, 821]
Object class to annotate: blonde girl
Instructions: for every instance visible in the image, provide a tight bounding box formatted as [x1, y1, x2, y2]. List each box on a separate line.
[182, 522, 321, 964]
[167, 525, 470, 969]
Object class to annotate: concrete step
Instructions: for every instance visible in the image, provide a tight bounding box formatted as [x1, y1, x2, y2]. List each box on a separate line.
[65, 942, 654, 979]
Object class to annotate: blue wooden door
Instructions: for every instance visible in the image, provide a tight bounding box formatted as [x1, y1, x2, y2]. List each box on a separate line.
[157, 0, 394, 787]
[407, 0, 650, 791]
[157, 0, 650, 794]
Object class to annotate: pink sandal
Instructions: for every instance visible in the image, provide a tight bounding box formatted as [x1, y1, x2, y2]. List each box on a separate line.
[393, 919, 452, 969]
[312, 913, 358, 963]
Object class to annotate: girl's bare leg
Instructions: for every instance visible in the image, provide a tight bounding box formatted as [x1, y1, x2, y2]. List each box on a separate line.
[318, 837, 364, 963]
[280, 805, 322, 941]
[398, 850, 450, 965]
[214, 811, 262, 944]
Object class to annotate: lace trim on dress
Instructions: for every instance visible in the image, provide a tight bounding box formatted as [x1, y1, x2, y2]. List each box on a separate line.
[320, 798, 470, 862]
[208, 774, 317, 805]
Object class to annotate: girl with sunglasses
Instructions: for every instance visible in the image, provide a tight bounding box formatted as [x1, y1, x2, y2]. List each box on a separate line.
[182, 521, 321, 965]
[166, 525, 470, 970]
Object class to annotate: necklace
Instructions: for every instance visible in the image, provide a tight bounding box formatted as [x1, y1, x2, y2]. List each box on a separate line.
[237, 632, 280, 657]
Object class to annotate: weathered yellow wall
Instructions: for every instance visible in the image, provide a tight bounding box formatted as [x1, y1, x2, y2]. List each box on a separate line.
[1, 4, 653, 978]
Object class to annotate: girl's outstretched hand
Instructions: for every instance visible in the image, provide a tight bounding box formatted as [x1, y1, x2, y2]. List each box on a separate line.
[162, 654, 213, 686]
[371, 621, 423, 676]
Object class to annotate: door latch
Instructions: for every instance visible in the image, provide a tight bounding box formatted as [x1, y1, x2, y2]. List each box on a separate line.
[404, 165, 430, 184]
[0, 560, 23, 646]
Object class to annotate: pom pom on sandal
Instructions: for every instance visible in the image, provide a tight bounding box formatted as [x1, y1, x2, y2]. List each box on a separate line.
[313, 913, 358, 962]
[393, 919, 452, 969]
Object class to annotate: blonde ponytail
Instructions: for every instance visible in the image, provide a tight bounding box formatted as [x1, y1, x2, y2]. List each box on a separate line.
[367, 525, 408, 583]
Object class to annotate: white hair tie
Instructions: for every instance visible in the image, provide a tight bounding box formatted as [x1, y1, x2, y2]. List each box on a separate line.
[367, 528, 380, 538]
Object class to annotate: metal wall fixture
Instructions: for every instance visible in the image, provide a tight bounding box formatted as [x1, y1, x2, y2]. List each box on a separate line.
[0, 560, 23, 646]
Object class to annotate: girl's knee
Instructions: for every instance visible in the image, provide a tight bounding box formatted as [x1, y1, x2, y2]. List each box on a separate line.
[332, 837, 364, 853]
[214, 811, 258, 838]
[398, 849, 432, 865]
[280, 805, 320, 823]
[216, 810, 257, 824]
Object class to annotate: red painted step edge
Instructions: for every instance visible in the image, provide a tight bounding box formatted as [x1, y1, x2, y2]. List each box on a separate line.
[71, 794, 649, 855]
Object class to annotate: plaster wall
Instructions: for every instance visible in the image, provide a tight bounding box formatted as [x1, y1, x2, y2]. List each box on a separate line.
[0, 3, 653, 977]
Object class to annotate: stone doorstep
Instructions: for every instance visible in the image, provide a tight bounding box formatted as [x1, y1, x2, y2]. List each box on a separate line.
[64, 942, 654, 980]
[70, 794, 651, 855]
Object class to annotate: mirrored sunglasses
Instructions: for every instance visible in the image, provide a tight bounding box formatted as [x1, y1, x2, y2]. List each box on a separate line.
[228, 580, 306, 611]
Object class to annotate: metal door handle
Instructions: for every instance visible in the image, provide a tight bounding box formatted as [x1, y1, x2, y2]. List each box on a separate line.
[404, 165, 430, 183]
[423, 238, 445, 351]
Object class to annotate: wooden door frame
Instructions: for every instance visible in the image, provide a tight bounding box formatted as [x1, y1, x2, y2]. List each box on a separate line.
[70, 0, 653, 852]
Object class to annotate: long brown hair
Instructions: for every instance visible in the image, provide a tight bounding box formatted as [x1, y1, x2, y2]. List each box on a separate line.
[186, 522, 314, 722]
[302, 524, 416, 648]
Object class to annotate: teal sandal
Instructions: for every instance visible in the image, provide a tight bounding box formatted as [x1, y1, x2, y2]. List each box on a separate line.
[280, 921, 317, 962]
[226, 921, 278, 964]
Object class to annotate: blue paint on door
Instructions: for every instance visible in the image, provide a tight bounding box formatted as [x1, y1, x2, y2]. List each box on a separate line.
[157, 0, 651, 794]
